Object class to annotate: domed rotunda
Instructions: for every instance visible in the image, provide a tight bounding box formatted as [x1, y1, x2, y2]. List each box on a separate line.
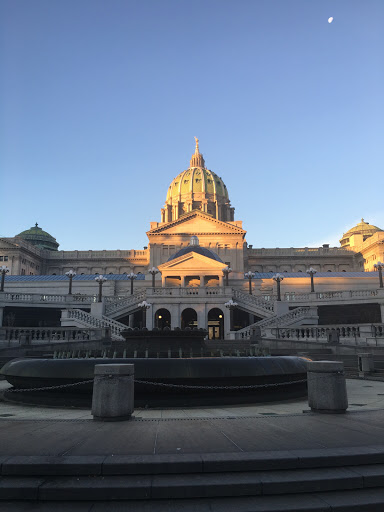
[161, 138, 234, 223]
[16, 223, 59, 251]
[340, 219, 383, 248]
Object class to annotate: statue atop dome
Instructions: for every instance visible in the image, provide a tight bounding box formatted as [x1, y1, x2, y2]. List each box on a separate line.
[190, 137, 205, 168]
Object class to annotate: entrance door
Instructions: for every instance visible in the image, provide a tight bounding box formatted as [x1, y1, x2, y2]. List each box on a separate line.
[207, 308, 224, 340]
[208, 325, 221, 340]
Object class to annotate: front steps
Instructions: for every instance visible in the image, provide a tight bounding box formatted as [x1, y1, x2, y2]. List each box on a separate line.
[2, 447, 384, 506]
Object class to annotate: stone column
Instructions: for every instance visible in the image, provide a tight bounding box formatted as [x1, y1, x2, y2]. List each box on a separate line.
[92, 364, 134, 421]
[170, 303, 181, 329]
[224, 309, 231, 338]
[307, 361, 348, 413]
[146, 307, 154, 330]
[91, 301, 105, 318]
[380, 304, 384, 323]
[199, 275, 205, 287]
[196, 305, 206, 330]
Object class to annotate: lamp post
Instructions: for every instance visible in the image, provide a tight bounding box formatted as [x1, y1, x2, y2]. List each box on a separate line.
[222, 266, 232, 287]
[374, 261, 384, 288]
[273, 273, 284, 301]
[127, 272, 137, 295]
[244, 271, 255, 295]
[225, 299, 238, 331]
[138, 300, 151, 328]
[0, 266, 9, 292]
[306, 267, 317, 293]
[148, 267, 159, 288]
[95, 275, 107, 303]
[65, 269, 76, 295]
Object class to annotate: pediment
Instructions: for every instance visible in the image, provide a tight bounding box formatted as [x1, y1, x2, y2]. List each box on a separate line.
[0, 238, 19, 250]
[159, 251, 227, 272]
[147, 211, 246, 236]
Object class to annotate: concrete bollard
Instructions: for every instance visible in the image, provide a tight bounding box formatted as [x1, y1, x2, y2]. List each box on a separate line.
[358, 353, 374, 376]
[92, 364, 134, 421]
[307, 361, 348, 413]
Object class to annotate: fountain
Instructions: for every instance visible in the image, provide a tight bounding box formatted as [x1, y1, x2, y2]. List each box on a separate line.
[0, 328, 308, 407]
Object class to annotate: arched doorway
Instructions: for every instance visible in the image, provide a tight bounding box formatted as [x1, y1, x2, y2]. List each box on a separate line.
[155, 308, 171, 330]
[181, 308, 197, 329]
[208, 308, 224, 340]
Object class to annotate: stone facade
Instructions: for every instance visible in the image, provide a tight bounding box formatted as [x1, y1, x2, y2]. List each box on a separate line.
[1, 142, 383, 278]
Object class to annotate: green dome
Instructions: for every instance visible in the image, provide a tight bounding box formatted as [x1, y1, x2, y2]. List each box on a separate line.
[17, 223, 59, 251]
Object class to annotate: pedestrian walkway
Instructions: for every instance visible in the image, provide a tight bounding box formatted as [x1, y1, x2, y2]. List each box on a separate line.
[0, 378, 383, 421]
[1, 379, 384, 509]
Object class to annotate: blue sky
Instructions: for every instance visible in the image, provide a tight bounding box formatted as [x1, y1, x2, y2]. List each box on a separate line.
[1, 0, 383, 251]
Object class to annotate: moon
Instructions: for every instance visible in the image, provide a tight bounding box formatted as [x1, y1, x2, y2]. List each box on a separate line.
[328, 17, 334, 23]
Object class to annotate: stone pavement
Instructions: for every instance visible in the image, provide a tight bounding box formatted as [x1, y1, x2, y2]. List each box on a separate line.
[0, 379, 383, 456]
[0, 379, 384, 509]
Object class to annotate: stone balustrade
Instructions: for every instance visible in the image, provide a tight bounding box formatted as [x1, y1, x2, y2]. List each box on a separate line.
[232, 289, 275, 312]
[235, 307, 313, 340]
[0, 292, 97, 305]
[1, 327, 101, 343]
[284, 289, 381, 303]
[262, 323, 384, 346]
[62, 309, 126, 340]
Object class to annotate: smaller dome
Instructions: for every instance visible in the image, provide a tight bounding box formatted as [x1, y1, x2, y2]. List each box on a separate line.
[340, 219, 382, 247]
[17, 223, 59, 251]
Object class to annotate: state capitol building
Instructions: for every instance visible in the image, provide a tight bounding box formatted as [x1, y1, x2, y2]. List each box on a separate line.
[1, 139, 383, 278]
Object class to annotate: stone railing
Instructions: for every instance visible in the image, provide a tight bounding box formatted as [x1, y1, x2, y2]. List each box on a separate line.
[0, 292, 97, 305]
[273, 324, 361, 341]
[104, 290, 147, 316]
[235, 307, 313, 340]
[147, 287, 228, 297]
[284, 289, 380, 302]
[1, 327, 101, 343]
[64, 309, 126, 340]
[263, 323, 384, 346]
[45, 249, 148, 259]
[247, 247, 351, 256]
[232, 289, 275, 313]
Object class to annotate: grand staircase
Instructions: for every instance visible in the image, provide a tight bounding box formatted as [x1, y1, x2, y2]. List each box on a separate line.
[232, 289, 275, 318]
[104, 289, 146, 319]
[62, 309, 127, 340]
[235, 306, 317, 339]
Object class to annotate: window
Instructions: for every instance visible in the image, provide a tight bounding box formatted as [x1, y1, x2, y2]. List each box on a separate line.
[0, 256, 2, 261]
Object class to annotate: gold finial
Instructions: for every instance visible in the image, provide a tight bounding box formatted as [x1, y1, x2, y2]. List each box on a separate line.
[194, 136, 199, 154]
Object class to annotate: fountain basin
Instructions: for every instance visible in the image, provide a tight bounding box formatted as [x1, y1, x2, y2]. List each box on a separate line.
[1, 356, 308, 407]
